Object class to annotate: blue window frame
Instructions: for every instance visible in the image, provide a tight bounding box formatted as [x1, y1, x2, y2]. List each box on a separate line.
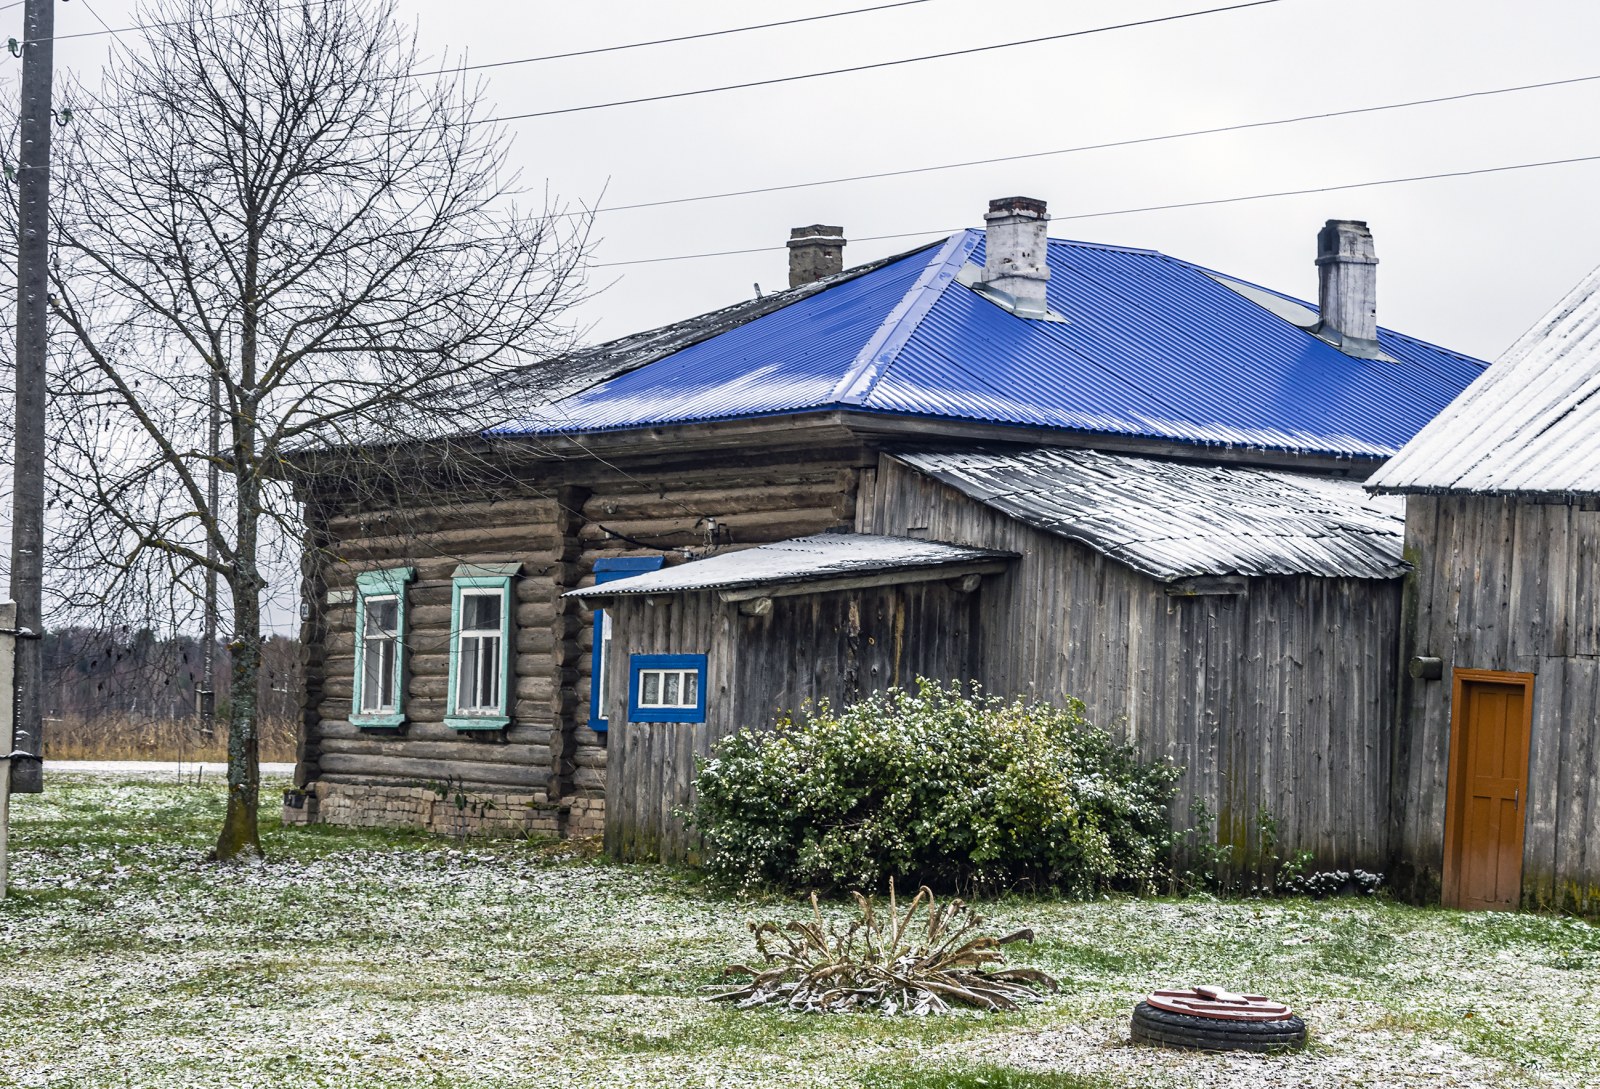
[351, 567, 414, 729]
[589, 556, 665, 732]
[445, 562, 519, 731]
[628, 653, 708, 724]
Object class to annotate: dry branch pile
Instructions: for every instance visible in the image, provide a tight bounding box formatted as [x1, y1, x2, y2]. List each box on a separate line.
[709, 881, 1058, 1016]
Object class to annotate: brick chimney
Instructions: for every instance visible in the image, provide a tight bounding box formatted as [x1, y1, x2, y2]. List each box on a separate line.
[1315, 219, 1380, 354]
[981, 196, 1051, 317]
[788, 225, 845, 287]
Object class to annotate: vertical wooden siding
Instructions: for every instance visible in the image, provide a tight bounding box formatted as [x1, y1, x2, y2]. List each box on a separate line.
[867, 456, 1400, 871]
[1396, 494, 1600, 912]
[603, 580, 981, 863]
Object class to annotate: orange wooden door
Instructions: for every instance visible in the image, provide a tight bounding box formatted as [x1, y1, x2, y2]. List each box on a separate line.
[1443, 671, 1533, 911]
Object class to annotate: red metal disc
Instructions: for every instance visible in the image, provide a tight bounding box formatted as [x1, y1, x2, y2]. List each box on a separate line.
[1145, 985, 1295, 1022]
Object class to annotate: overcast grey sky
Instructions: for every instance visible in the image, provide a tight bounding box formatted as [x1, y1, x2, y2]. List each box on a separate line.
[41, 0, 1600, 362]
[23, 0, 1600, 631]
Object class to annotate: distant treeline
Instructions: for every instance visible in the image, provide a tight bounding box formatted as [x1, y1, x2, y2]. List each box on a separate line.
[42, 627, 302, 728]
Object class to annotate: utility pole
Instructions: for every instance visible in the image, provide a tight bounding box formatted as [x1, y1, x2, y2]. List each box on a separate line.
[200, 371, 219, 739]
[7, 0, 56, 796]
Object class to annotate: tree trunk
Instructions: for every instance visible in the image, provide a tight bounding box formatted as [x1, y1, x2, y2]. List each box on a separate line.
[213, 568, 263, 860]
[215, 374, 262, 859]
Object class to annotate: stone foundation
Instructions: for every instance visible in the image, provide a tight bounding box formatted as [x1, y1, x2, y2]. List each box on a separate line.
[282, 781, 594, 839]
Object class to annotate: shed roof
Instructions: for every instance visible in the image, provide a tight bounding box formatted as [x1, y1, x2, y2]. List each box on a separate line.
[565, 533, 1014, 600]
[497, 229, 1485, 459]
[901, 447, 1406, 581]
[1367, 262, 1600, 496]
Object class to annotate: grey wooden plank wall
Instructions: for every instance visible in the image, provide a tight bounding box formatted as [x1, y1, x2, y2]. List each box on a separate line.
[865, 455, 1401, 872]
[1395, 494, 1600, 913]
[603, 581, 981, 864]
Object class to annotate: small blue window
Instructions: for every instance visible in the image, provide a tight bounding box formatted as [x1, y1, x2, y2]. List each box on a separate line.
[628, 654, 707, 724]
[589, 556, 664, 732]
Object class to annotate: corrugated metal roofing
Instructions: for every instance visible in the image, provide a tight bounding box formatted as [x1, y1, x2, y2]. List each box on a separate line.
[1368, 262, 1600, 496]
[494, 229, 1485, 458]
[564, 533, 1013, 599]
[901, 447, 1406, 581]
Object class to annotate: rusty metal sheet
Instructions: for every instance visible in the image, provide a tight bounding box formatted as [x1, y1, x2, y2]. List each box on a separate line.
[1146, 986, 1295, 1022]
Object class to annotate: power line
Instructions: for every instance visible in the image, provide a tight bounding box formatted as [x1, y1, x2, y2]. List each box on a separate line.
[454, 0, 1298, 127]
[573, 73, 1600, 220]
[64, 0, 1293, 124]
[592, 151, 1600, 267]
[15, 0, 331, 45]
[405, 0, 938, 79]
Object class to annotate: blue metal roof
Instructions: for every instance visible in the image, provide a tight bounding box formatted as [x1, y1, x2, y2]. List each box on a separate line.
[493, 229, 1487, 458]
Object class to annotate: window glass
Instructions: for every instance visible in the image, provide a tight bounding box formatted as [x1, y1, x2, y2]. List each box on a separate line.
[360, 595, 399, 712]
[462, 592, 501, 631]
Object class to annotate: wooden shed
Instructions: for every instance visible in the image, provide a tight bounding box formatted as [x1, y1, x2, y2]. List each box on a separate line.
[584, 446, 1411, 869]
[1370, 263, 1600, 914]
[568, 535, 1013, 860]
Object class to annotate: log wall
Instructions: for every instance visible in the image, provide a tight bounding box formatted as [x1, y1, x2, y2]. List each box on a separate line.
[1394, 494, 1600, 914]
[865, 455, 1402, 872]
[603, 580, 983, 863]
[296, 447, 866, 838]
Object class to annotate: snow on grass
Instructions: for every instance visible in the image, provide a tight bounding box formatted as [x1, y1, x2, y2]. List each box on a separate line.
[1, 774, 1596, 1088]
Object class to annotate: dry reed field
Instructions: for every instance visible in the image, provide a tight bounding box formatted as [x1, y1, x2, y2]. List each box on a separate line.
[42, 714, 298, 763]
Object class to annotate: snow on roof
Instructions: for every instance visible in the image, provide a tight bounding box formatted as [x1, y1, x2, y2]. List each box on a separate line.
[564, 533, 1014, 599]
[1368, 262, 1600, 496]
[902, 447, 1407, 581]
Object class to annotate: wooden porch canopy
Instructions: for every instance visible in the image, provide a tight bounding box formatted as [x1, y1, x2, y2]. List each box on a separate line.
[565, 533, 1016, 610]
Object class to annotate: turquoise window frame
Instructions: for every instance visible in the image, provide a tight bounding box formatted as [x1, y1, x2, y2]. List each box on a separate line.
[445, 563, 518, 731]
[588, 556, 665, 732]
[351, 566, 414, 729]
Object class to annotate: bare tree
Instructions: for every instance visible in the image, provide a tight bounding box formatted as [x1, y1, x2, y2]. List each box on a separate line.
[26, 0, 589, 858]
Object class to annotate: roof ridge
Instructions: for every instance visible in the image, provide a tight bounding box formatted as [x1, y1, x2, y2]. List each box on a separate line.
[828, 230, 980, 405]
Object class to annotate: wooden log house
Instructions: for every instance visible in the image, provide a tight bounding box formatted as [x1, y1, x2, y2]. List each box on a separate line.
[289, 199, 1490, 891]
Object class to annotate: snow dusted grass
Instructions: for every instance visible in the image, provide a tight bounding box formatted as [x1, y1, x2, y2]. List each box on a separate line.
[3, 775, 1598, 1089]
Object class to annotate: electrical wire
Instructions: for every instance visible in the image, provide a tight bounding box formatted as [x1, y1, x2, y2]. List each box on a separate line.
[571, 73, 1600, 220]
[591, 150, 1600, 267]
[404, 0, 938, 79]
[443, 0, 1299, 127]
[62, 0, 1294, 125]
[14, 0, 333, 45]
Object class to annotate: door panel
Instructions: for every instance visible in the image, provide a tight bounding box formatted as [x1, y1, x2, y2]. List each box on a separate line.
[1444, 672, 1533, 911]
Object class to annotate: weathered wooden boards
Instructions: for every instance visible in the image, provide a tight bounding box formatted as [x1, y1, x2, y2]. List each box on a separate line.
[1395, 494, 1600, 913]
[602, 580, 980, 864]
[867, 456, 1400, 873]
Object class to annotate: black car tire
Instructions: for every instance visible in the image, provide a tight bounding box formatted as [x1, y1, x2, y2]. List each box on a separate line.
[1130, 1001, 1308, 1053]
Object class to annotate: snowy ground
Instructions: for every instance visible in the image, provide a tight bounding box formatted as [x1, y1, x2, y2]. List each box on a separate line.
[1, 773, 1596, 1089]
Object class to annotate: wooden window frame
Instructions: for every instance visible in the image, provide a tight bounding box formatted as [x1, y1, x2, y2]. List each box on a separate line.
[588, 556, 665, 733]
[1442, 667, 1535, 909]
[445, 564, 519, 732]
[351, 566, 414, 730]
[628, 653, 707, 724]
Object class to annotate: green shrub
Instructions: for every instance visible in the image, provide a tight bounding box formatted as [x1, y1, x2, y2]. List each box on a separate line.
[691, 680, 1179, 895]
